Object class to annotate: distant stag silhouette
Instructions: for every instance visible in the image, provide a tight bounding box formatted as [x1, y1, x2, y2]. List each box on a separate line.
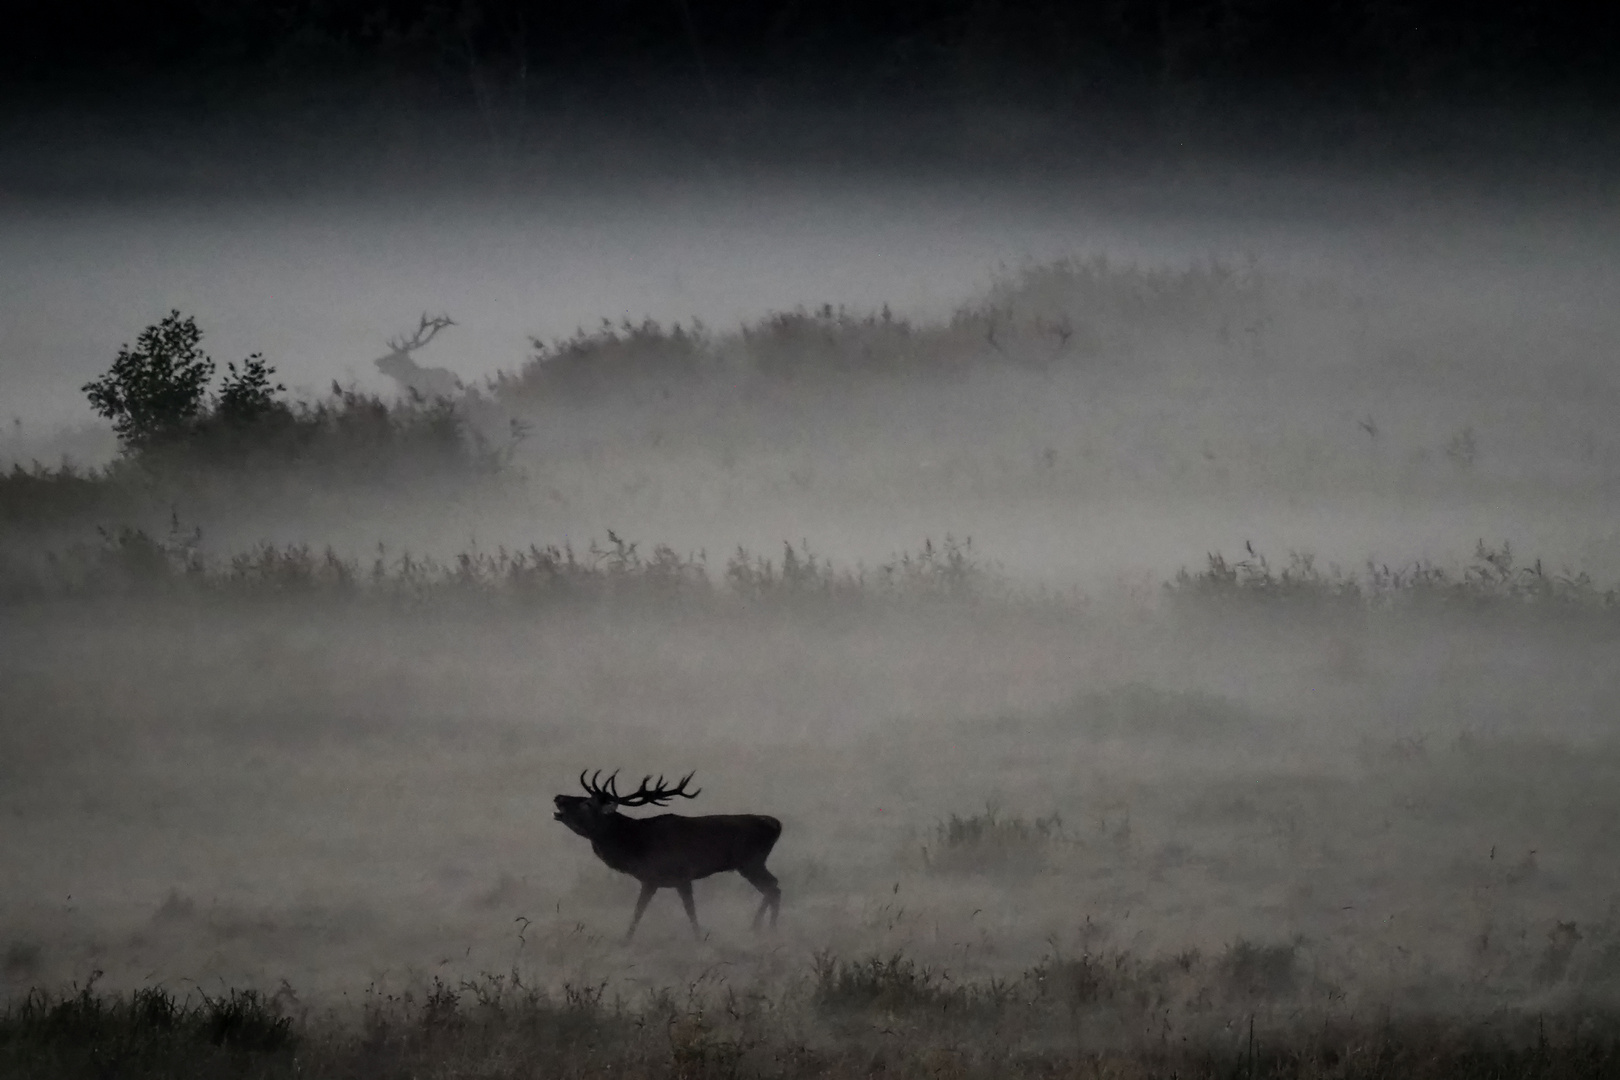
[374, 313, 462, 401]
[554, 770, 782, 940]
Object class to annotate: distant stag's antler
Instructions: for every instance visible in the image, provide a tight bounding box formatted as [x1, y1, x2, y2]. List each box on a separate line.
[386, 312, 456, 355]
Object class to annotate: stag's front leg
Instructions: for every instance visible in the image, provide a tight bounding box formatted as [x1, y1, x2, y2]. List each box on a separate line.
[675, 882, 702, 939]
[626, 882, 657, 941]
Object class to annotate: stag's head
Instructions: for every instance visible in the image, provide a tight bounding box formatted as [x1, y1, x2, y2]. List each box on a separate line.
[553, 770, 701, 836]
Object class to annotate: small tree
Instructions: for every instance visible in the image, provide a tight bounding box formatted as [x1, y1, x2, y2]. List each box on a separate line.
[83, 311, 216, 451]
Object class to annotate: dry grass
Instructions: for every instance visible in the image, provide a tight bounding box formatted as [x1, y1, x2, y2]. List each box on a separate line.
[5, 960, 1620, 1079]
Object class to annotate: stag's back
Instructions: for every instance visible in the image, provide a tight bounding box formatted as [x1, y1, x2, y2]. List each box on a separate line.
[603, 813, 781, 886]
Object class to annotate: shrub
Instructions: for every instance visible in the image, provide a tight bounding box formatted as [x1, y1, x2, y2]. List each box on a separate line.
[214, 354, 286, 426]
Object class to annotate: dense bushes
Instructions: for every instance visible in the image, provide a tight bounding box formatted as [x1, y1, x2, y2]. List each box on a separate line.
[77, 310, 496, 479]
[493, 256, 1291, 401]
[2, 312, 504, 532]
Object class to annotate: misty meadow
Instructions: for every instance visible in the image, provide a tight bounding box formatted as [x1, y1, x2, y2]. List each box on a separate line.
[5, 4, 1620, 1076]
[4, 250, 1620, 1078]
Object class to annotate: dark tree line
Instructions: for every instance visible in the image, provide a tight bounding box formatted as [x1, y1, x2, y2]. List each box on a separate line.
[6, 1, 1617, 105]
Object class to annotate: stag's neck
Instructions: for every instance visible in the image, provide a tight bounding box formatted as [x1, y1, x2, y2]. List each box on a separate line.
[588, 812, 664, 871]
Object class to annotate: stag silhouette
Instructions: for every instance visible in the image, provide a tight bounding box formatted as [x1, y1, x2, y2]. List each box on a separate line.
[374, 313, 462, 401]
[554, 770, 782, 941]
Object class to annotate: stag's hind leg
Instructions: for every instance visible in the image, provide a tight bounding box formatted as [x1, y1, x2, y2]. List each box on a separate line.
[626, 882, 657, 941]
[675, 882, 702, 940]
[739, 863, 780, 930]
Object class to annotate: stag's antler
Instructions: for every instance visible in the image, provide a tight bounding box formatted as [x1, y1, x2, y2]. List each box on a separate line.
[579, 769, 701, 806]
[386, 312, 456, 354]
[615, 772, 702, 807]
[580, 769, 622, 800]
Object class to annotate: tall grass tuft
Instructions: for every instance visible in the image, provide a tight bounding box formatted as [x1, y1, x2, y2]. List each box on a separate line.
[5, 959, 1620, 1078]
[922, 806, 1063, 876]
[0, 528, 996, 611]
[0, 981, 294, 1079]
[1167, 541, 1619, 616]
[812, 952, 971, 1016]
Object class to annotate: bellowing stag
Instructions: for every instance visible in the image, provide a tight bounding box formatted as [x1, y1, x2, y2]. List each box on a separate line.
[553, 771, 782, 940]
[374, 313, 462, 401]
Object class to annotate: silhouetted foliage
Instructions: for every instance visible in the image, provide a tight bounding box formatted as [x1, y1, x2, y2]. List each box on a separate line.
[214, 354, 286, 426]
[3, 313, 506, 533]
[501, 318, 707, 400]
[1166, 541, 1618, 616]
[9, 1, 1619, 107]
[82, 311, 217, 452]
[494, 256, 1286, 402]
[0, 982, 293, 1078]
[0, 530, 996, 608]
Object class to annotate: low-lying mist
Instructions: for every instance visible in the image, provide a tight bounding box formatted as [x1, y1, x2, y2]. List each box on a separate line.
[4, 560, 1619, 1053]
[5, 103, 1620, 1074]
[8, 249, 1620, 581]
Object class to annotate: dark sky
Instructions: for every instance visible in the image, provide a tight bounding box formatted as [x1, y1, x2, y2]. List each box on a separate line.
[9, 1, 1618, 110]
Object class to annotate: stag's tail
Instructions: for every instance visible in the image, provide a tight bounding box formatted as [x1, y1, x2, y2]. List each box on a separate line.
[753, 815, 783, 854]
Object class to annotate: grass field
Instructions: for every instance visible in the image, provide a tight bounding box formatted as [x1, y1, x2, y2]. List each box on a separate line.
[4, 551, 1620, 1076]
